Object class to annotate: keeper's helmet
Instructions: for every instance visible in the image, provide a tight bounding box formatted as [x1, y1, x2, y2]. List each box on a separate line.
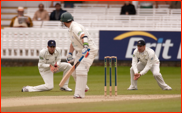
[60, 12, 74, 22]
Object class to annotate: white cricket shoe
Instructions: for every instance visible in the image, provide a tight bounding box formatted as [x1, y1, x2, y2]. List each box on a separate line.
[73, 95, 82, 99]
[21, 86, 29, 92]
[60, 86, 72, 92]
[127, 86, 138, 90]
[163, 87, 172, 90]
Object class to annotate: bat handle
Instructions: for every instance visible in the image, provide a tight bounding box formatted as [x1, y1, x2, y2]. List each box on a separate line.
[85, 52, 89, 58]
[85, 48, 90, 58]
[78, 49, 90, 62]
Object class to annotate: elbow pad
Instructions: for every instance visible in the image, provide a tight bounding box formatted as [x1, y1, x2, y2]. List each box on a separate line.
[82, 36, 89, 47]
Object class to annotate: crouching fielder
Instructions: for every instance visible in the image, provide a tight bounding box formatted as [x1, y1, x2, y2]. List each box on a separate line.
[22, 40, 72, 92]
[60, 12, 98, 98]
[128, 40, 172, 90]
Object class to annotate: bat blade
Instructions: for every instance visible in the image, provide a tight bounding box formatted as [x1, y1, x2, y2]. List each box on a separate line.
[59, 49, 90, 87]
[59, 65, 76, 87]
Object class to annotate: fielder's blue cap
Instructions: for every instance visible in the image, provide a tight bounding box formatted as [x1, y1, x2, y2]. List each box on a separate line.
[48, 40, 56, 47]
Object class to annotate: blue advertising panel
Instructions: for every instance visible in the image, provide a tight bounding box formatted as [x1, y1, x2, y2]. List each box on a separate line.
[99, 31, 181, 61]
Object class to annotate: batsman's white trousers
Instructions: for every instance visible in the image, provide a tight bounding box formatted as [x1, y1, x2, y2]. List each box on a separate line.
[27, 62, 72, 92]
[129, 62, 171, 90]
[72, 50, 98, 98]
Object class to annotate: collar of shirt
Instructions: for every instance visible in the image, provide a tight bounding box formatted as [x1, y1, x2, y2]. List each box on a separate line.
[137, 48, 148, 56]
[143, 48, 148, 56]
[46, 48, 57, 55]
[68, 21, 74, 32]
[38, 10, 45, 12]
[139, 52, 144, 56]
[55, 10, 60, 14]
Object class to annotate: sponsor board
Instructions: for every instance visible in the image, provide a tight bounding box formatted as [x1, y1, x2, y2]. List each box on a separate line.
[99, 31, 181, 61]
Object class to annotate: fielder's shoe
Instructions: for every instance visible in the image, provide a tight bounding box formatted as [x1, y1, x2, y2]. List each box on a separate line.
[21, 86, 29, 92]
[163, 87, 172, 90]
[73, 95, 82, 99]
[127, 86, 138, 90]
[127, 88, 138, 90]
[60, 86, 72, 92]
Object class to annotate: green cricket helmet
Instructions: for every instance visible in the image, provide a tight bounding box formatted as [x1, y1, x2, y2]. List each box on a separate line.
[60, 12, 74, 22]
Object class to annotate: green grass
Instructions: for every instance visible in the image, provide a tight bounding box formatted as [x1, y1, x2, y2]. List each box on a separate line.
[1, 98, 181, 112]
[1, 66, 181, 98]
[1, 66, 181, 112]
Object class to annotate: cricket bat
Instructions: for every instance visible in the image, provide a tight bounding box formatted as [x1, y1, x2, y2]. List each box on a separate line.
[59, 49, 90, 87]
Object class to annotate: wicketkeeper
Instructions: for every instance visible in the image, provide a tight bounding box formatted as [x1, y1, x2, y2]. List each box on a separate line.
[60, 12, 98, 98]
[128, 40, 172, 90]
[22, 40, 72, 92]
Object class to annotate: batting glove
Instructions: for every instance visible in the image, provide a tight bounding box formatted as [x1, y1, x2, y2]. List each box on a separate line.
[67, 53, 74, 63]
[82, 45, 89, 56]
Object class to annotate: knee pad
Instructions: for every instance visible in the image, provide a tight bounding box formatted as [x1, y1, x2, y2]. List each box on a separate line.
[83, 56, 94, 66]
[76, 63, 88, 76]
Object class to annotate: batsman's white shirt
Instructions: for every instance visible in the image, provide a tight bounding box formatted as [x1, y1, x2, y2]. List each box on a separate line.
[68, 21, 98, 98]
[38, 47, 61, 72]
[132, 47, 159, 75]
[68, 21, 98, 53]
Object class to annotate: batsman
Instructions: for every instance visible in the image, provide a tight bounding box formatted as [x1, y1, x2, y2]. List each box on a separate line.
[60, 12, 98, 98]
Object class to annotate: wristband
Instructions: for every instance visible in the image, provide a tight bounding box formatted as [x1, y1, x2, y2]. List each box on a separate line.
[69, 52, 72, 55]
